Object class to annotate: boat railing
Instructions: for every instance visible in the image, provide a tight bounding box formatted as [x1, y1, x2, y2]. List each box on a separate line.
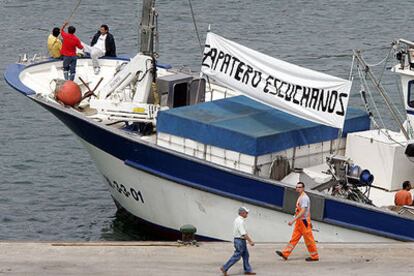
[205, 82, 239, 102]
[394, 39, 414, 71]
[17, 53, 50, 65]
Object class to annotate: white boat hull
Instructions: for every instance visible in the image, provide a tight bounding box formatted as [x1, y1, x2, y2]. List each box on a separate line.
[81, 138, 392, 242]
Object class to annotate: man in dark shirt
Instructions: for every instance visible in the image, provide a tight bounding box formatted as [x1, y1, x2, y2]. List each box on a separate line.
[90, 24, 116, 57]
[82, 24, 116, 74]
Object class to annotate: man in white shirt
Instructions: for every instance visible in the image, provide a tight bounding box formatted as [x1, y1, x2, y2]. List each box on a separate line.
[220, 207, 256, 275]
[82, 24, 116, 74]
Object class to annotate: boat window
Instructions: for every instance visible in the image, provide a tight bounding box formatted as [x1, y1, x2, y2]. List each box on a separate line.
[172, 82, 188, 108]
[408, 81, 414, 108]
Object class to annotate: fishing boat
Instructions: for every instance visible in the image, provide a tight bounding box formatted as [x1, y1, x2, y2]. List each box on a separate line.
[4, 0, 414, 242]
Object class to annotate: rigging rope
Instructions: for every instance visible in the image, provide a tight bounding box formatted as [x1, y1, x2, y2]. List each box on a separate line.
[356, 65, 405, 146]
[354, 45, 411, 133]
[373, 45, 408, 128]
[378, 45, 394, 83]
[187, 0, 203, 54]
[67, 0, 82, 22]
[348, 54, 355, 81]
[363, 46, 393, 67]
[187, 0, 214, 103]
[357, 65, 387, 128]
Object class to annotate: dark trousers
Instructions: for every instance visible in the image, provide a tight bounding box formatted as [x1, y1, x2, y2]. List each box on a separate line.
[63, 56, 77, 81]
[222, 238, 252, 273]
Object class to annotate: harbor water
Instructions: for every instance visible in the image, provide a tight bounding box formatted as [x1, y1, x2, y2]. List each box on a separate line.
[0, 0, 412, 240]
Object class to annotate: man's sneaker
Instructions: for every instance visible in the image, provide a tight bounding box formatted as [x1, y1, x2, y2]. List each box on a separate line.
[305, 257, 319, 262]
[275, 250, 287, 260]
[93, 67, 100, 75]
[220, 267, 228, 276]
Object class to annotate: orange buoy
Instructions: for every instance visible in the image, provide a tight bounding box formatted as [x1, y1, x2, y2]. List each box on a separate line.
[55, 80, 82, 106]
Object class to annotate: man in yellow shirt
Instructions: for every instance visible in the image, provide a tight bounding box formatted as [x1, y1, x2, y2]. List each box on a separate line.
[47, 27, 62, 59]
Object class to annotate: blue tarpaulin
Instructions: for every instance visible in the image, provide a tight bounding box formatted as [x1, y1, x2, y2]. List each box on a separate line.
[157, 96, 370, 156]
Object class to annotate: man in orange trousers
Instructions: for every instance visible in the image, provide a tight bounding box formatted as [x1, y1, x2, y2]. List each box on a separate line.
[276, 181, 319, 261]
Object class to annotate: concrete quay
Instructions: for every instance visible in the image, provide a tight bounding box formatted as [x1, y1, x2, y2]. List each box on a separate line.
[0, 241, 413, 275]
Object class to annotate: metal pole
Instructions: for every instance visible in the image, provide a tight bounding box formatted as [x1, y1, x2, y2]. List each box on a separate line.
[140, 0, 155, 55]
[398, 38, 414, 48]
[353, 49, 409, 140]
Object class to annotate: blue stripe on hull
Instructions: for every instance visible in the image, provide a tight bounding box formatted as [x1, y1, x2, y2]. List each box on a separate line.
[4, 64, 35, 95]
[324, 200, 414, 241]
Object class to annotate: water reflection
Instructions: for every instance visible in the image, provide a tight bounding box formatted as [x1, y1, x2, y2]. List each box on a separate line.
[101, 209, 169, 241]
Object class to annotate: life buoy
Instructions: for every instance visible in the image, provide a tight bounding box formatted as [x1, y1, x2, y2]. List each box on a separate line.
[55, 80, 82, 106]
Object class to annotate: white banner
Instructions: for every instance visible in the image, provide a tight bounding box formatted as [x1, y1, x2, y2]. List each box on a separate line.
[201, 33, 352, 129]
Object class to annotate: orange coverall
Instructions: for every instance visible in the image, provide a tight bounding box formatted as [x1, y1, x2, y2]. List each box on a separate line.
[281, 193, 319, 260]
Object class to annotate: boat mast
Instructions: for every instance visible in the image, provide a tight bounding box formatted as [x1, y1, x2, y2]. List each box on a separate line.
[353, 49, 409, 140]
[139, 0, 159, 104]
[140, 0, 156, 56]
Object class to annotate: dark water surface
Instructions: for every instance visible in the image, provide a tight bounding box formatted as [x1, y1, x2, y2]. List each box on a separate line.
[0, 0, 412, 240]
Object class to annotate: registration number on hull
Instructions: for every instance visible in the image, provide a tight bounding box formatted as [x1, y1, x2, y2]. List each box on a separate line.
[104, 176, 144, 203]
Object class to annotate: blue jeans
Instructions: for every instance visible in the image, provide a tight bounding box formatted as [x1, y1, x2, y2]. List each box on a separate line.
[222, 238, 252, 273]
[63, 56, 77, 81]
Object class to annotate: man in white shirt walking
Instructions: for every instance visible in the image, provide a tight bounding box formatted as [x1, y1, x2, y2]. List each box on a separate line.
[220, 207, 256, 275]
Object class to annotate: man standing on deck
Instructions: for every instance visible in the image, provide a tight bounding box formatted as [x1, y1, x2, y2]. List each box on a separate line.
[81, 24, 116, 75]
[60, 21, 83, 81]
[275, 182, 319, 262]
[220, 207, 256, 276]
